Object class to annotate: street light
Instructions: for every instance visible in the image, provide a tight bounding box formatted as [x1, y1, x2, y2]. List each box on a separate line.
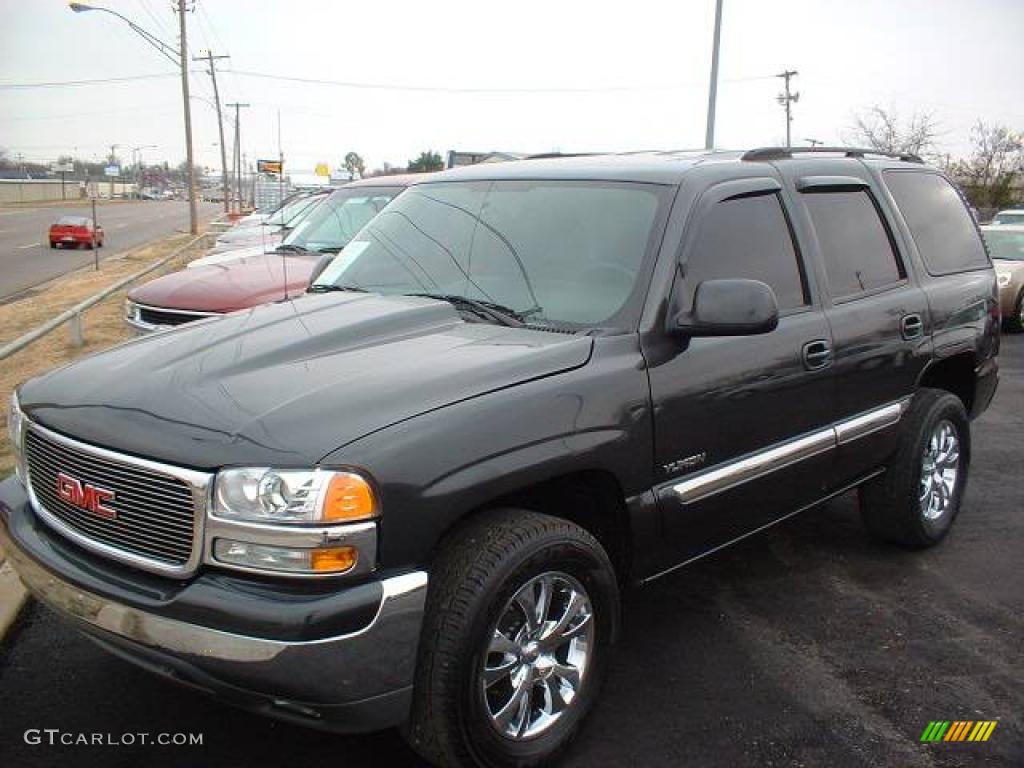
[132, 144, 157, 195]
[70, 1, 198, 234]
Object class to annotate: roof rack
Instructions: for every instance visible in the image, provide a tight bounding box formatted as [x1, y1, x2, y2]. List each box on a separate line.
[742, 146, 924, 164]
[524, 152, 602, 160]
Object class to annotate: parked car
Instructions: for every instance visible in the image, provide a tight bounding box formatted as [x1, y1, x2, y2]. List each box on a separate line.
[124, 177, 415, 332]
[207, 190, 329, 254]
[991, 208, 1024, 226]
[982, 223, 1024, 330]
[3, 149, 999, 768]
[48, 215, 103, 249]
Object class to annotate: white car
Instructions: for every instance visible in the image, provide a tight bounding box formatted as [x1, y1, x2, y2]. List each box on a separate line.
[207, 192, 329, 254]
[189, 179, 412, 269]
[992, 209, 1024, 226]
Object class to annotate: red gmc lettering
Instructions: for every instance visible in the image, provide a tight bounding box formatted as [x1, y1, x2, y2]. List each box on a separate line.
[56, 472, 117, 519]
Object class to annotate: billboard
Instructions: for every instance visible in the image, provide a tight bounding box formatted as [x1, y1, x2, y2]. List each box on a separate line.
[257, 159, 283, 175]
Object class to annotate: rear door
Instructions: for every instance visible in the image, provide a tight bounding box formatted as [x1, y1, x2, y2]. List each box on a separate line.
[644, 175, 836, 572]
[779, 160, 932, 487]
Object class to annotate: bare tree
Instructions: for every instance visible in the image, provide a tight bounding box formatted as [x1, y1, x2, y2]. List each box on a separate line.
[952, 122, 1023, 210]
[847, 106, 938, 156]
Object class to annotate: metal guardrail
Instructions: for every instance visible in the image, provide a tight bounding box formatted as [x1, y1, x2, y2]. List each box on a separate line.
[0, 222, 226, 361]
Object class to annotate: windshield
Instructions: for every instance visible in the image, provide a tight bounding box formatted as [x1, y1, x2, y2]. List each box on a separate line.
[313, 180, 670, 328]
[266, 194, 324, 227]
[993, 211, 1024, 225]
[984, 228, 1024, 261]
[282, 187, 401, 252]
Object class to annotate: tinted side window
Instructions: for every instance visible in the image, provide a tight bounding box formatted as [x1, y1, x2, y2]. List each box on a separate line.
[685, 192, 808, 311]
[803, 190, 903, 299]
[884, 171, 989, 273]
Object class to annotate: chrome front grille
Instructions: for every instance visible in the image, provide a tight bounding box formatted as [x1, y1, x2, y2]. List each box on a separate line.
[24, 424, 210, 576]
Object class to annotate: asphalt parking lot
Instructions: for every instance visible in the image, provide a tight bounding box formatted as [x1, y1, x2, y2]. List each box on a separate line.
[1, 335, 1021, 767]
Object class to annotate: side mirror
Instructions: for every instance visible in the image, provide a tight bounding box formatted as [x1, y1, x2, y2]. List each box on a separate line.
[672, 278, 779, 337]
[307, 252, 335, 288]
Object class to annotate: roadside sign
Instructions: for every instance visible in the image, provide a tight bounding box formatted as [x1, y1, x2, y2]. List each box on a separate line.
[104, 165, 120, 177]
[258, 159, 283, 175]
[315, 162, 330, 177]
[51, 162, 74, 173]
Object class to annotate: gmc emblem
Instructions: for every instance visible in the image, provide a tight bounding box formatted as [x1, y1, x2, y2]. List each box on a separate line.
[56, 472, 117, 520]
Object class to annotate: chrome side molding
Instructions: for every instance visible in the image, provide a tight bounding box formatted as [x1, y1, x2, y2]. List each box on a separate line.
[672, 399, 909, 505]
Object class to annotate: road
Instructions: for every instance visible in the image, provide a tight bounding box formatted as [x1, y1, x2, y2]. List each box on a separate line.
[0, 200, 221, 301]
[1, 337, 1021, 766]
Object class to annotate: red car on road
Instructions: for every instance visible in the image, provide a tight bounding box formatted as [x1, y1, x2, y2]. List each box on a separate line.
[124, 176, 418, 332]
[49, 216, 104, 249]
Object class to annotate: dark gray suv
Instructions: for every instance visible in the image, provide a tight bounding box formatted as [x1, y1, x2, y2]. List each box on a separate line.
[2, 148, 998, 767]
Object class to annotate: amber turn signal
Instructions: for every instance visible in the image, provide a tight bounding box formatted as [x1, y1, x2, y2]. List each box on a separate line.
[323, 472, 377, 522]
[311, 546, 358, 572]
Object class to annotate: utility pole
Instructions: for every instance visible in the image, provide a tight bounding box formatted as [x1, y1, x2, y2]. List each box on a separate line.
[226, 102, 250, 212]
[776, 70, 799, 148]
[177, 0, 198, 233]
[704, 0, 724, 150]
[109, 143, 119, 199]
[195, 50, 230, 214]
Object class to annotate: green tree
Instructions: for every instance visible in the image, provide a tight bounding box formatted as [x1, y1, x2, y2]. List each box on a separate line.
[343, 151, 365, 180]
[408, 150, 444, 173]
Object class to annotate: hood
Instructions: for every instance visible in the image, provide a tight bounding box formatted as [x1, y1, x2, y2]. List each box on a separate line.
[188, 242, 267, 269]
[210, 227, 284, 253]
[20, 294, 593, 469]
[128, 254, 318, 312]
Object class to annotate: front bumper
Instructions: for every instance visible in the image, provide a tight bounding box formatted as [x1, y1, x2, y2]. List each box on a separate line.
[0, 475, 428, 733]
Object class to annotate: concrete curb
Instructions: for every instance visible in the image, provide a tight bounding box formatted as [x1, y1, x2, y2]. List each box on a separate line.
[0, 552, 29, 641]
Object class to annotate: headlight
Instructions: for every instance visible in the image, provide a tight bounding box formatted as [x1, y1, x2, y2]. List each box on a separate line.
[213, 468, 377, 524]
[124, 299, 139, 321]
[8, 391, 26, 482]
[997, 271, 1011, 287]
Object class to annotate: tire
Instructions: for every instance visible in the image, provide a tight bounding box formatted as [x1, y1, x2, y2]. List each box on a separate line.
[50, 242, 57, 249]
[859, 388, 970, 549]
[405, 509, 620, 768]
[1007, 290, 1024, 333]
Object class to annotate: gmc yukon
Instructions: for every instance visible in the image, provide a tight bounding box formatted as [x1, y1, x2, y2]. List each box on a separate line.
[2, 148, 999, 767]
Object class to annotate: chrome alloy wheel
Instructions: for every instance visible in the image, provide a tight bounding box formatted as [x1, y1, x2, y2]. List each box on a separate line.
[481, 572, 594, 740]
[920, 419, 961, 521]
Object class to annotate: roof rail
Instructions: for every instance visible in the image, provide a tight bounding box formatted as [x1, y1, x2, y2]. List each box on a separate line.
[742, 146, 924, 164]
[524, 152, 602, 160]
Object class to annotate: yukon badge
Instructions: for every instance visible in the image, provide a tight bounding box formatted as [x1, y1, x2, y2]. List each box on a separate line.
[56, 472, 117, 520]
[663, 452, 707, 475]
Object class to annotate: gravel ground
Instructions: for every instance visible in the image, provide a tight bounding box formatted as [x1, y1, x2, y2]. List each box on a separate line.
[0, 336, 1021, 767]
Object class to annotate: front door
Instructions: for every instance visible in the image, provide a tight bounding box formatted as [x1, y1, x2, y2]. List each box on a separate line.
[644, 177, 835, 574]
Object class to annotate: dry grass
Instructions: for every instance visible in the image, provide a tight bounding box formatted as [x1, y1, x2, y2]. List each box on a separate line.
[0, 233, 211, 475]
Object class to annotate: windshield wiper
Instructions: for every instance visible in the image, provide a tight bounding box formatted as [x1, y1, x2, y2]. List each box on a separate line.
[308, 283, 368, 293]
[406, 293, 527, 327]
[274, 243, 311, 253]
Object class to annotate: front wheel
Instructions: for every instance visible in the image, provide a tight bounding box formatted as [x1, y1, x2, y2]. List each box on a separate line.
[405, 509, 619, 768]
[860, 389, 970, 549]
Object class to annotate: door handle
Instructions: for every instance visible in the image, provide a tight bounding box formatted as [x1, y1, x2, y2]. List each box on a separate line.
[802, 339, 832, 371]
[901, 313, 924, 340]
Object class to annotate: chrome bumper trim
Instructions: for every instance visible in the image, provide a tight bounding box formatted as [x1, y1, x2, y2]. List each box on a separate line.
[1, 523, 427, 705]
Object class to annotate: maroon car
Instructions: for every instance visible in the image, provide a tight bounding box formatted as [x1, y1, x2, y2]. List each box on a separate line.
[49, 216, 104, 249]
[125, 176, 417, 332]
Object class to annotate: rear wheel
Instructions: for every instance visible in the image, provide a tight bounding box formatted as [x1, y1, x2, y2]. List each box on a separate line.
[405, 509, 619, 768]
[860, 389, 970, 549]
[1008, 290, 1024, 333]
[49, 242, 57, 249]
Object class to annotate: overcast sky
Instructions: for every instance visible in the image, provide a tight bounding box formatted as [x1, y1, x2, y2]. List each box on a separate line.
[1, 0, 1022, 174]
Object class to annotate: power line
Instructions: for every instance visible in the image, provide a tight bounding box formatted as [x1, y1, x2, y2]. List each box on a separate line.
[0, 73, 180, 89]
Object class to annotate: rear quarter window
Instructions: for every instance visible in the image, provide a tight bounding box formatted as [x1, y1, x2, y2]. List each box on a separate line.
[883, 171, 989, 274]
